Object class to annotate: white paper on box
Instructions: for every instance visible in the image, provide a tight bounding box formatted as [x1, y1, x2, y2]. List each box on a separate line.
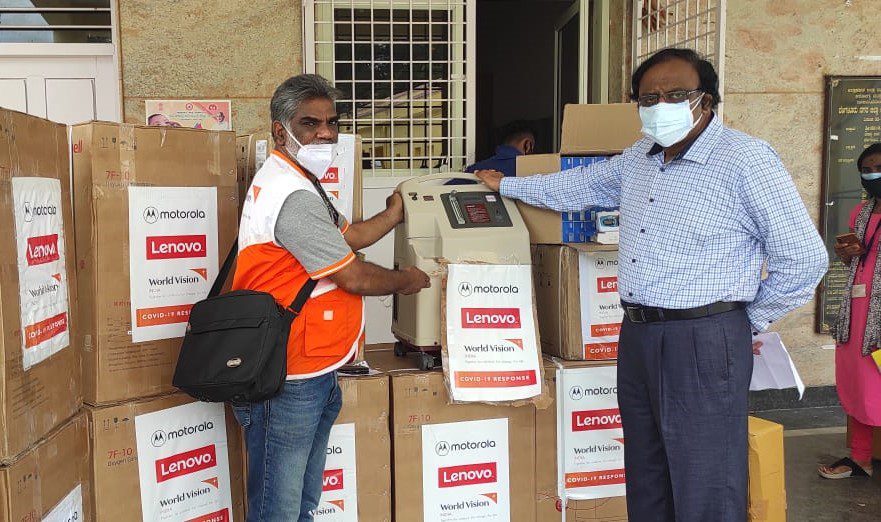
[422, 419, 510, 521]
[313, 423, 358, 521]
[43, 484, 84, 522]
[557, 365, 626, 500]
[11, 177, 71, 371]
[128, 187, 219, 342]
[578, 251, 623, 360]
[321, 134, 356, 221]
[135, 402, 233, 522]
[445, 264, 543, 402]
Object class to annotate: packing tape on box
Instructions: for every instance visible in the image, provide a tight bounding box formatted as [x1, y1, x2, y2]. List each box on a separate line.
[120, 124, 137, 185]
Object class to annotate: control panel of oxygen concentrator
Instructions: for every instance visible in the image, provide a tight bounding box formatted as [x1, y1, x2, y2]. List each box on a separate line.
[440, 190, 513, 229]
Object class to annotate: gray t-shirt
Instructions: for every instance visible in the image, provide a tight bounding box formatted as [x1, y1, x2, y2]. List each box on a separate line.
[274, 191, 352, 278]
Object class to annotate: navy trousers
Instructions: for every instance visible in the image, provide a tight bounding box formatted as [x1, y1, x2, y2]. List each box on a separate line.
[617, 309, 753, 521]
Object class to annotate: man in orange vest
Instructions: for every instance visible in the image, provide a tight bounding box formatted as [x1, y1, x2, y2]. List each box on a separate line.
[232, 74, 430, 521]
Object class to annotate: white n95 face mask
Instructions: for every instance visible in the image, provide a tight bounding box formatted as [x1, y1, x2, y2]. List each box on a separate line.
[283, 126, 338, 179]
[638, 94, 704, 148]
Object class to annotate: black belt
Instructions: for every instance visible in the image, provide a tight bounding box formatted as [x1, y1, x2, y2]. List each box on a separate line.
[620, 301, 745, 324]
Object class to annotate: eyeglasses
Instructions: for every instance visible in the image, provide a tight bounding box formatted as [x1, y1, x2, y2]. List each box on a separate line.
[637, 89, 703, 107]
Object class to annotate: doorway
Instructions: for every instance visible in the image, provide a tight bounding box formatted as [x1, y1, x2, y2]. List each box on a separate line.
[475, 0, 606, 162]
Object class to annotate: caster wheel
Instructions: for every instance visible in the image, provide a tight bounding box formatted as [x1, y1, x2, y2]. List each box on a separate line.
[393, 341, 407, 357]
[418, 352, 436, 371]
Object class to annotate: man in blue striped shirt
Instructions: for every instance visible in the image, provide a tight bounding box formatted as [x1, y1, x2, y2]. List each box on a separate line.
[478, 48, 828, 521]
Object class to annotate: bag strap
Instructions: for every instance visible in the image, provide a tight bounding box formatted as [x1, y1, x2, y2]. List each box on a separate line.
[289, 278, 318, 316]
[209, 242, 238, 298]
[208, 239, 317, 315]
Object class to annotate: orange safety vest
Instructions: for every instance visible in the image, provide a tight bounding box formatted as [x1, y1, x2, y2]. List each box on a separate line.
[232, 150, 364, 378]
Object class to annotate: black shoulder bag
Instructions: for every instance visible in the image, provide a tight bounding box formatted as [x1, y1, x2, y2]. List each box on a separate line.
[172, 244, 317, 403]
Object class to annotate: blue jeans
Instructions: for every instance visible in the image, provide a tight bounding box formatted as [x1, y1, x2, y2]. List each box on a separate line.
[232, 372, 342, 522]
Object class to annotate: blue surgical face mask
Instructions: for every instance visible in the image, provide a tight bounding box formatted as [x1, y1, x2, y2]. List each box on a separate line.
[861, 172, 881, 181]
[638, 94, 704, 148]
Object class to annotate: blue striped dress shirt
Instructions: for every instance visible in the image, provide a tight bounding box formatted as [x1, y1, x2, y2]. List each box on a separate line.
[500, 113, 829, 332]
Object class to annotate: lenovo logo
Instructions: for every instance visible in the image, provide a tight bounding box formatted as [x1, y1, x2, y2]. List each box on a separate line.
[461, 308, 521, 329]
[155, 444, 217, 482]
[26, 234, 60, 266]
[572, 408, 622, 432]
[146, 235, 207, 260]
[597, 276, 618, 293]
[322, 469, 344, 491]
[438, 462, 497, 488]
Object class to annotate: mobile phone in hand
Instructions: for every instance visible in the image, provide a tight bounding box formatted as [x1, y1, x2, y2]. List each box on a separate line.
[836, 232, 860, 246]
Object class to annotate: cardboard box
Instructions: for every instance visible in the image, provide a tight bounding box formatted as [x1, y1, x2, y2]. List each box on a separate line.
[747, 416, 786, 522]
[390, 371, 536, 521]
[515, 104, 641, 245]
[536, 359, 627, 522]
[86, 393, 246, 522]
[0, 108, 82, 461]
[0, 412, 90, 522]
[532, 245, 622, 361]
[313, 373, 391, 520]
[71, 122, 238, 405]
[558, 104, 642, 156]
[235, 133, 272, 212]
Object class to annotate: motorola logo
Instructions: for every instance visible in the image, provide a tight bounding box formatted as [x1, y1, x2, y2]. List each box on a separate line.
[458, 282, 472, 297]
[570, 385, 585, 401]
[151, 429, 167, 447]
[144, 206, 159, 224]
[435, 440, 450, 456]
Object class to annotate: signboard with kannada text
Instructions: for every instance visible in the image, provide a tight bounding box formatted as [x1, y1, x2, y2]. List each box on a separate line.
[819, 76, 881, 333]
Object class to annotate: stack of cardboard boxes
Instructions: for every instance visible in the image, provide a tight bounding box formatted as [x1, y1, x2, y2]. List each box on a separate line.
[515, 104, 641, 521]
[0, 108, 89, 521]
[70, 120, 247, 521]
[366, 351, 537, 522]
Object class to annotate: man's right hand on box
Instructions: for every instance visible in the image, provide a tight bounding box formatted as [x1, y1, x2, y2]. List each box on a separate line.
[475, 169, 504, 192]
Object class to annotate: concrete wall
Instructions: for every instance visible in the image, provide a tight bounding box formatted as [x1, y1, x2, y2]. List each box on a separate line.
[117, 0, 301, 135]
[724, 0, 881, 386]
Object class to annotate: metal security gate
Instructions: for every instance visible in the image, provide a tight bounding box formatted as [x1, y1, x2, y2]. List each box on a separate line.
[632, 0, 726, 112]
[303, 0, 475, 177]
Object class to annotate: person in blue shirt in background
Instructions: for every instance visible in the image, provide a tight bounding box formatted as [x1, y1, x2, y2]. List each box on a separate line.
[466, 121, 535, 176]
[448, 121, 535, 185]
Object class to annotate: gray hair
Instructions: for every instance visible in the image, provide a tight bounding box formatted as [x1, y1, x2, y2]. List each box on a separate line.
[270, 74, 342, 127]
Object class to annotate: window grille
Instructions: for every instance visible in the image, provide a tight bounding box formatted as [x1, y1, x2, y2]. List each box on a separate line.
[304, 0, 475, 176]
[632, 0, 725, 109]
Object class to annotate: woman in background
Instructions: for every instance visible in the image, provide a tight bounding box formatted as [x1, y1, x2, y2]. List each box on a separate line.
[819, 143, 881, 479]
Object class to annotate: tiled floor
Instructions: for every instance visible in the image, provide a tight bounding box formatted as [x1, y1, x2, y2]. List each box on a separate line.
[754, 407, 881, 521]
